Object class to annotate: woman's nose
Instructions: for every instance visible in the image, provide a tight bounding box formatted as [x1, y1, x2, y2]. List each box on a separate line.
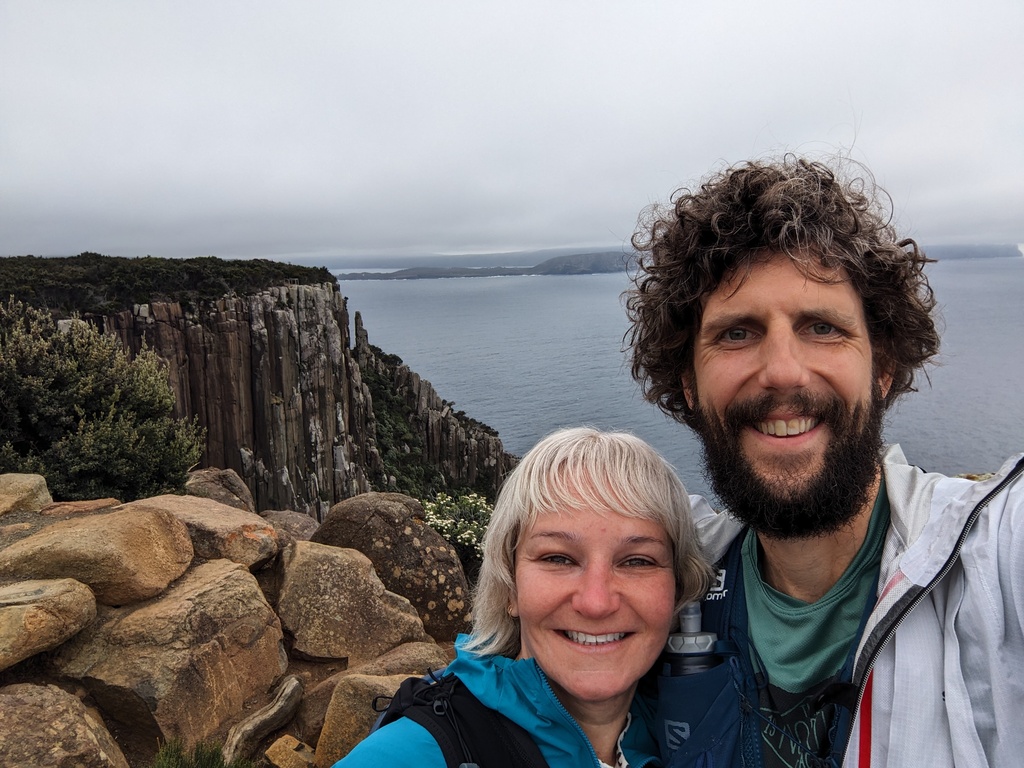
[571, 565, 620, 617]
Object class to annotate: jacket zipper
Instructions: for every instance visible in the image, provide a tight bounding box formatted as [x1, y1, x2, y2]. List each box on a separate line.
[537, 668, 656, 768]
[841, 456, 1024, 765]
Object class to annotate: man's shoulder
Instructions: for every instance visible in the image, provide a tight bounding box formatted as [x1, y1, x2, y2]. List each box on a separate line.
[691, 493, 745, 563]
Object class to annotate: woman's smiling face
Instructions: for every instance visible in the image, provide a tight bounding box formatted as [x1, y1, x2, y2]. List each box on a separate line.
[511, 506, 677, 719]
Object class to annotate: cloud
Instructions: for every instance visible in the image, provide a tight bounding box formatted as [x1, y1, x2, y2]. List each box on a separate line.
[2, 0, 1022, 260]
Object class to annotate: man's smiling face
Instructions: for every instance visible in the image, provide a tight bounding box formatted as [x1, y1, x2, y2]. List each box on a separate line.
[685, 253, 892, 537]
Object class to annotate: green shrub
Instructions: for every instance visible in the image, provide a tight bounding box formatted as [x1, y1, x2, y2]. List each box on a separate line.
[148, 739, 256, 768]
[0, 252, 336, 316]
[0, 298, 205, 501]
[423, 492, 493, 582]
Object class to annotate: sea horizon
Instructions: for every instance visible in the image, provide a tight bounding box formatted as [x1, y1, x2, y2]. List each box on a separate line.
[337, 255, 1024, 504]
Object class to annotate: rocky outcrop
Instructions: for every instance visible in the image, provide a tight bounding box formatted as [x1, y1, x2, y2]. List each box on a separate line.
[311, 493, 471, 641]
[293, 641, 451, 749]
[0, 473, 53, 517]
[353, 313, 513, 495]
[275, 541, 432, 663]
[121, 494, 279, 571]
[315, 673, 411, 767]
[262, 509, 320, 547]
[0, 579, 97, 669]
[184, 467, 257, 512]
[50, 559, 287, 758]
[103, 283, 515, 520]
[0, 683, 131, 768]
[0, 475, 462, 767]
[0, 506, 193, 605]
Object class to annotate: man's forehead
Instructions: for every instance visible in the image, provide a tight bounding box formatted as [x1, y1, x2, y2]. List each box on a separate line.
[703, 252, 855, 308]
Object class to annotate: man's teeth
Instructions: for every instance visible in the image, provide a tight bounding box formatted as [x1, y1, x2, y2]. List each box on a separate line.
[757, 417, 818, 436]
[565, 631, 625, 645]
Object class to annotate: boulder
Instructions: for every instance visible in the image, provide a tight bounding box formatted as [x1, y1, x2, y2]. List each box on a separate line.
[265, 734, 316, 768]
[0, 473, 53, 517]
[294, 641, 452, 747]
[39, 498, 120, 517]
[0, 578, 97, 671]
[0, 682, 130, 768]
[186, 467, 257, 513]
[314, 673, 410, 767]
[253, 510, 319, 608]
[0, 506, 193, 605]
[311, 493, 471, 640]
[262, 509, 320, 546]
[121, 494, 278, 571]
[276, 540, 431, 664]
[49, 559, 286, 760]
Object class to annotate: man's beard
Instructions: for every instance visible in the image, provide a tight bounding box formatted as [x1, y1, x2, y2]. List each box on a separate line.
[690, 388, 886, 540]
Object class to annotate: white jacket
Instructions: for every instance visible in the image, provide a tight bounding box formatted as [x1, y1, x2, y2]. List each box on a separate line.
[692, 445, 1024, 767]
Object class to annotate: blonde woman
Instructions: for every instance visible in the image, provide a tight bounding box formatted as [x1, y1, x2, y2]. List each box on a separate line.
[336, 427, 711, 768]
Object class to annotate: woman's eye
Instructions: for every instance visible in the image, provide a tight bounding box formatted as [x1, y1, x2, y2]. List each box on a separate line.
[622, 556, 656, 568]
[542, 554, 574, 565]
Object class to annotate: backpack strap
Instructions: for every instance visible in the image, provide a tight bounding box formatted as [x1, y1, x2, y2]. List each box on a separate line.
[374, 672, 550, 768]
[700, 529, 746, 642]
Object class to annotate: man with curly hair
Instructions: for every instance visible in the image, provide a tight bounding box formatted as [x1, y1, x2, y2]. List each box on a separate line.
[626, 156, 1023, 767]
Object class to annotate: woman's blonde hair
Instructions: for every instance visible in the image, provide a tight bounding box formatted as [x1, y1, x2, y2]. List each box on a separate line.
[463, 426, 712, 657]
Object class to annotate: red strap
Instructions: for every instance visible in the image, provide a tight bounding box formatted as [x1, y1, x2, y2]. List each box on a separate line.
[858, 671, 873, 767]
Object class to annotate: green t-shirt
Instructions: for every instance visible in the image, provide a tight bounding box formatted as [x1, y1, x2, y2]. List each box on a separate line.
[741, 484, 890, 767]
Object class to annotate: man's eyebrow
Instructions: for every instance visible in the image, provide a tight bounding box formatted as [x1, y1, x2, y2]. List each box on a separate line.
[792, 307, 862, 329]
[697, 311, 756, 340]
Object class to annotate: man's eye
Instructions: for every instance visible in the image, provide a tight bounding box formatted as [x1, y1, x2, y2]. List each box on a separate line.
[811, 323, 836, 335]
[725, 328, 747, 341]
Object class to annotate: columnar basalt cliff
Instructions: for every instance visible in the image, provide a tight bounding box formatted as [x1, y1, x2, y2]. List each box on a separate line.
[353, 313, 510, 493]
[102, 282, 514, 518]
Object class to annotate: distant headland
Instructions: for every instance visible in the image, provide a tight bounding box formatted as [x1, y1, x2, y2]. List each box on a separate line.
[336, 251, 630, 280]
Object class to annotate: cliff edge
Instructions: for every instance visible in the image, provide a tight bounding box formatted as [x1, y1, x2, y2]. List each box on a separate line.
[103, 282, 515, 519]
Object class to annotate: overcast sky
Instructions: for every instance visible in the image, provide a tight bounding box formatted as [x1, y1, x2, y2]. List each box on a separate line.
[2, 0, 1021, 262]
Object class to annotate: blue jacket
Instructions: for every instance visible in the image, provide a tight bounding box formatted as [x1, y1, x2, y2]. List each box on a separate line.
[335, 636, 662, 768]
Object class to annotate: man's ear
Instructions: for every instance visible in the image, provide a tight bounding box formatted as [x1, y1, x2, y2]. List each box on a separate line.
[682, 372, 696, 410]
[875, 358, 895, 401]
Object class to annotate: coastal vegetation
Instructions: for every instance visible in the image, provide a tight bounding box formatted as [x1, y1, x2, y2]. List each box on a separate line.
[360, 343, 499, 503]
[423, 491, 493, 582]
[149, 741, 255, 768]
[0, 298, 205, 501]
[1, 252, 513, 512]
[0, 252, 336, 316]
[359, 345, 448, 496]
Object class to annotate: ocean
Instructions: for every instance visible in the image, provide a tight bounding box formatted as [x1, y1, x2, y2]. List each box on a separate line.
[338, 256, 1024, 503]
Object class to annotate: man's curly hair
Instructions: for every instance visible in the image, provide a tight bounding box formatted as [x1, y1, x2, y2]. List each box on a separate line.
[625, 155, 940, 426]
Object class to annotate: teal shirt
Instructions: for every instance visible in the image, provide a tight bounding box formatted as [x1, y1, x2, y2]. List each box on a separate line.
[742, 483, 890, 765]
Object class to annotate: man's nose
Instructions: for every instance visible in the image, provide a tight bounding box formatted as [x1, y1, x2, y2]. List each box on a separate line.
[571, 565, 620, 617]
[757, 329, 811, 391]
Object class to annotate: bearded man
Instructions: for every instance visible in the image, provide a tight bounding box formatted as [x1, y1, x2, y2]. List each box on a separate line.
[626, 156, 1023, 767]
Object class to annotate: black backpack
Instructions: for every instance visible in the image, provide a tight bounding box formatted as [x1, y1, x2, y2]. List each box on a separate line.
[372, 670, 550, 768]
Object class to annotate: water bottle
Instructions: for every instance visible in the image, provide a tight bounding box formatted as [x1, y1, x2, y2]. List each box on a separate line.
[663, 601, 719, 675]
